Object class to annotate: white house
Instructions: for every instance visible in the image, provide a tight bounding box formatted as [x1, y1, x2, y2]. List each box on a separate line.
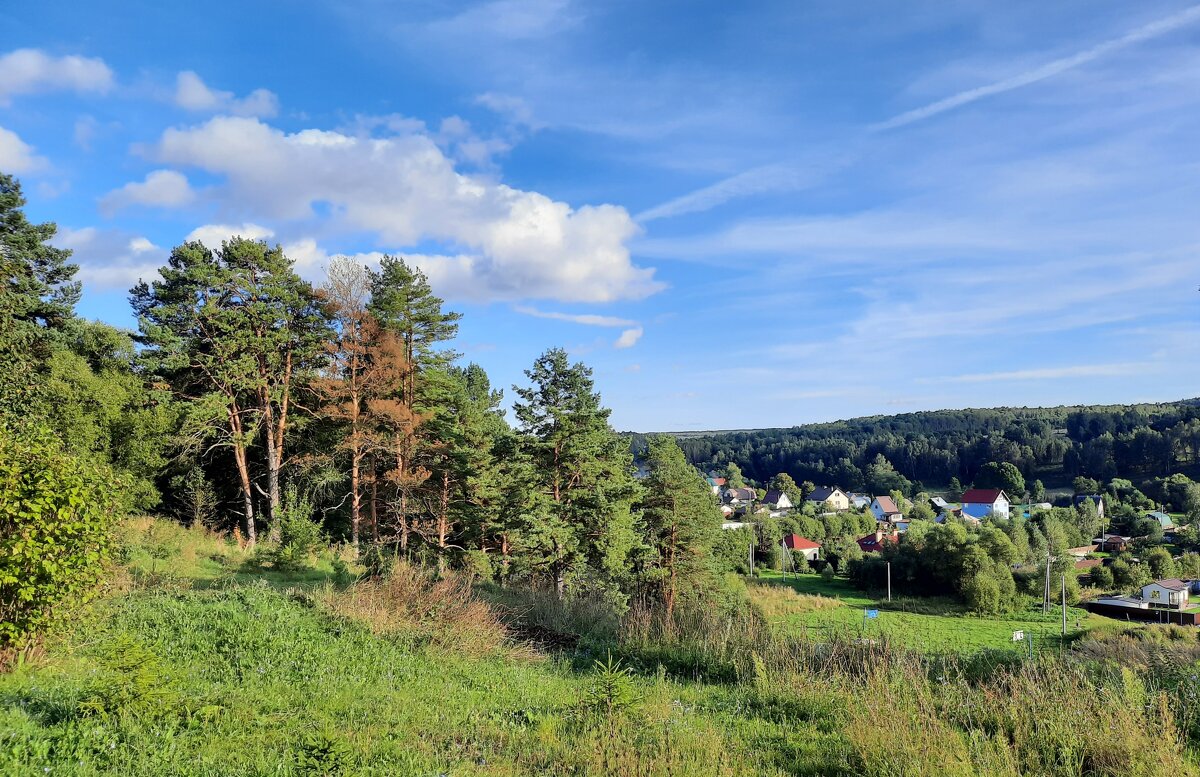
[960, 489, 1010, 520]
[870, 495, 902, 522]
[761, 489, 793, 511]
[1142, 579, 1191, 610]
[806, 486, 850, 511]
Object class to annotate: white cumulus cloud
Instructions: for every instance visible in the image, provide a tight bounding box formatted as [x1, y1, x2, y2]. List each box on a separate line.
[174, 71, 279, 118]
[185, 222, 275, 248]
[0, 48, 113, 105]
[53, 227, 167, 289]
[99, 169, 195, 214]
[151, 116, 660, 302]
[0, 126, 45, 172]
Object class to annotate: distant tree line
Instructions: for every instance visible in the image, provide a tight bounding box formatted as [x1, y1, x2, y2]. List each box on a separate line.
[636, 402, 1200, 495]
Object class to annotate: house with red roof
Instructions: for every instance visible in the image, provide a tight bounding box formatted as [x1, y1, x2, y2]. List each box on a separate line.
[960, 488, 1010, 520]
[781, 533, 821, 562]
[857, 529, 899, 553]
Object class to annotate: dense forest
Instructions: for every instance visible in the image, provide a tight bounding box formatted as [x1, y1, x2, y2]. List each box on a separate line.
[653, 402, 1200, 494]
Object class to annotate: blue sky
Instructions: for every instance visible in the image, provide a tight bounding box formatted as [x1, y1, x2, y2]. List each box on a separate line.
[2, 0, 1199, 431]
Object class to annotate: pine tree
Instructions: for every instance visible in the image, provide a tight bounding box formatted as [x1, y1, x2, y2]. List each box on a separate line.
[131, 238, 330, 544]
[513, 348, 639, 598]
[0, 173, 81, 419]
[638, 436, 721, 618]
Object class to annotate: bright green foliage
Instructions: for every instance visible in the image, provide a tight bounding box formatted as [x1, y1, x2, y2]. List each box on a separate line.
[512, 348, 640, 598]
[0, 427, 119, 646]
[975, 461, 1026, 496]
[131, 238, 331, 542]
[721, 462, 745, 488]
[637, 436, 721, 615]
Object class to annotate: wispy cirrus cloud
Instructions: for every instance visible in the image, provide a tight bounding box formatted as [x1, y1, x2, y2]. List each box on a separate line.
[514, 305, 636, 327]
[934, 363, 1153, 384]
[515, 305, 644, 349]
[873, 5, 1200, 131]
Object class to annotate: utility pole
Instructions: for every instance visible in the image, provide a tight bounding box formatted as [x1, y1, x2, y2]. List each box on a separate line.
[1043, 552, 1052, 614]
[1061, 574, 1068, 636]
[887, 561, 892, 602]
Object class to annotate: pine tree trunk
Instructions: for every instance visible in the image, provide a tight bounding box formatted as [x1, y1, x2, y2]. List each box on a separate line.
[437, 470, 450, 575]
[266, 438, 282, 542]
[350, 450, 361, 548]
[370, 459, 379, 542]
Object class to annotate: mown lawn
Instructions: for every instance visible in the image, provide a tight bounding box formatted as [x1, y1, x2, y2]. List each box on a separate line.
[749, 571, 1115, 655]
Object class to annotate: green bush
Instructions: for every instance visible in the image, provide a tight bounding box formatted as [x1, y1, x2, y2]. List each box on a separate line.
[0, 426, 120, 647]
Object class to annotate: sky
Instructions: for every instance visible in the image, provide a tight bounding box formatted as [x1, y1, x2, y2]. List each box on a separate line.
[2, 0, 1199, 432]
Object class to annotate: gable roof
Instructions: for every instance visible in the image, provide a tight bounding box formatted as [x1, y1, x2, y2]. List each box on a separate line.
[807, 486, 844, 502]
[726, 487, 755, 501]
[1146, 511, 1174, 528]
[930, 497, 949, 508]
[961, 488, 1007, 505]
[706, 476, 727, 487]
[1151, 578, 1190, 592]
[762, 489, 790, 505]
[782, 534, 821, 550]
[872, 495, 900, 514]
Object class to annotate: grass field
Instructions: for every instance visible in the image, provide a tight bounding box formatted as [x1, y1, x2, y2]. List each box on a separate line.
[2, 518, 1198, 776]
[749, 570, 1118, 655]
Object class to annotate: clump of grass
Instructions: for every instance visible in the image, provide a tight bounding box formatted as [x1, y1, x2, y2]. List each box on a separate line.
[750, 580, 845, 617]
[316, 561, 525, 660]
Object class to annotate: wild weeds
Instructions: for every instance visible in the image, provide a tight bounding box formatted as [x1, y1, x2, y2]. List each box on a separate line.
[316, 561, 525, 660]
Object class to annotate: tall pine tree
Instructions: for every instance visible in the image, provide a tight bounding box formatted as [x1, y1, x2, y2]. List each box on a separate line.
[513, 348, 639, 599]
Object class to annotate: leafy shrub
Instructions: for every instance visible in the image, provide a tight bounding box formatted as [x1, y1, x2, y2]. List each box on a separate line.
[0, 426, 120, 648]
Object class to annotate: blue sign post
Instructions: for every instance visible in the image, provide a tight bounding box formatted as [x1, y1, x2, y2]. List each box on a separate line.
[863, 608, 879, 631]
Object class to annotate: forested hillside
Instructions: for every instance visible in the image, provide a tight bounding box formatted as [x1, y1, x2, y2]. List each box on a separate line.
[655, 403, 1200, 493]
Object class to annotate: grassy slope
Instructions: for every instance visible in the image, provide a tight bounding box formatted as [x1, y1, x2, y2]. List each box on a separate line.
[2, 519, 1198, 776]
[0, 521, 837, 776]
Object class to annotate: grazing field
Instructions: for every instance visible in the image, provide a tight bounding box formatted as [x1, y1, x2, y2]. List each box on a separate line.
[749, 570, 1118, 655]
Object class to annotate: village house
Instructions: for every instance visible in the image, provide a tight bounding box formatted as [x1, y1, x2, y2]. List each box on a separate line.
[1142, 579, 1192, 609]
[857, 528, 899, 553]
[806, 486, 850, 511]
[870, 495, 903, 522]
[1093, 533, 1133, 553]
[781, 534, 821, 562]
[1146, 511, 1176, 531]
[1087, 579, 1200, 624]
[761, 489, 794, 511]
[960, 488, 1011, 520]
[705, 476, 727, 496]
[723, 486, 756, 505]
[929, 496, 949, 512]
